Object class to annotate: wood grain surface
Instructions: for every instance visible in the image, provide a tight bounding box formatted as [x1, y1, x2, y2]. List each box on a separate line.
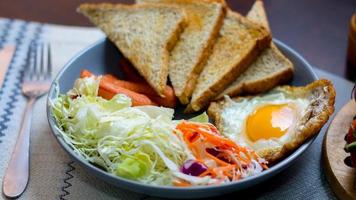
[323, 100, 356, 200]
[0, 0, 355, 79]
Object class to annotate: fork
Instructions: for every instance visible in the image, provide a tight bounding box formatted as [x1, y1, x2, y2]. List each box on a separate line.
[2, 42, 52, 198]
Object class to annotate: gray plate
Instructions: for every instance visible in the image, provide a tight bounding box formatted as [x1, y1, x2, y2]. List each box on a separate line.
[46, 38, 318, 199]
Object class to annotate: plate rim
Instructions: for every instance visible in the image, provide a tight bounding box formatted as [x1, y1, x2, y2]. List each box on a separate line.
[46, 38, 319, 195]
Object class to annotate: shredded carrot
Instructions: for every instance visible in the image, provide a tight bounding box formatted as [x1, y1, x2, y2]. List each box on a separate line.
[80, 69, 93, 78]
[175, 120, 268, 182]
[213, 165, 236, 180]
[173, 179, 192, 187]
[177, 122, 238, 148]
[199, 169, 214, 177]
[205, 152, 230, 166]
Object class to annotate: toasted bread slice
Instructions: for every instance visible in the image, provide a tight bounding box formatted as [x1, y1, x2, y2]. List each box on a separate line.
[216, 0, 294, 99]
[246, 0, 270, 32]
[208, 79, 335, 163]
[137, 0, 226, 104]
[78, 3, 187, 97]
[187, 11, 271, 112]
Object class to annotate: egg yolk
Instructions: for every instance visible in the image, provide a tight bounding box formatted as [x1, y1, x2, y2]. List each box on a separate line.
[246, 104, 295, 142]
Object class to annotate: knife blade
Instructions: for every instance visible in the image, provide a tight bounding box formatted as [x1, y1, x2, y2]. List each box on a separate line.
[0, 45, 16, 89]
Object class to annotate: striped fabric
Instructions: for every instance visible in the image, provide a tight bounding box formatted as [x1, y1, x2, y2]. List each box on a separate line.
[0, 19, 42, 143]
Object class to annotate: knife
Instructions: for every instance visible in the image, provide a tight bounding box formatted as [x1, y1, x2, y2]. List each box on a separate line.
[0, 45, 16, 89]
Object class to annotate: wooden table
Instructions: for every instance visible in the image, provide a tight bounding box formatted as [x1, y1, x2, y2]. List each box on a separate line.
[0, 0, 355, 79]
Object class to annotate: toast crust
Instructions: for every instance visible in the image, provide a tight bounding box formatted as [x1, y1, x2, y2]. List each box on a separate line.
[216, 0, 294, 99]
[78, 3, 187, 97]
[216, 44, 294, 99]
[208, 79, 336, 163]
[79, 3, 184, 13]
[177, 4, 226, 104]
[246, 0, 270, 32]
[187, 11, 271, 112]
[136, 0, 226, 103]
[137, 0, 226, 4]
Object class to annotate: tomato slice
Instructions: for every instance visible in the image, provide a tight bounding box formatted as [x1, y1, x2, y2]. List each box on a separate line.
[346, 119, 356, 167]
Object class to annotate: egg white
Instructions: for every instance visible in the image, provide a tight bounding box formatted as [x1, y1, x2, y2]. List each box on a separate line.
[220, 91, 310, 155]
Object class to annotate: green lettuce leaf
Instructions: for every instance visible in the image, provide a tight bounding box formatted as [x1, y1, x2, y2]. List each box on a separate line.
[116, 152, 152, 179]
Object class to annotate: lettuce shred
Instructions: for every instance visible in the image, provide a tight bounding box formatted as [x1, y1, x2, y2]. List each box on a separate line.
[51, 77, 192, 185]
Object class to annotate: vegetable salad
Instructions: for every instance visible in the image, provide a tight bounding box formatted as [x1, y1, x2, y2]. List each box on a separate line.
[51, 76, 267, 186]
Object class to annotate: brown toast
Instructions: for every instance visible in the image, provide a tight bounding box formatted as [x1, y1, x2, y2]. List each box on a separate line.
[137, 0, 226, 104]
[78, 3, 187, 97]
[216, 0, 294, 99]
[187, 10, 271, 112]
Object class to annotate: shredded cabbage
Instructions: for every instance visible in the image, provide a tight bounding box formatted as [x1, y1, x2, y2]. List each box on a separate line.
[51, 77, 191, 184]
[51, 77, 266, 186]
[189, 112, 209, 123]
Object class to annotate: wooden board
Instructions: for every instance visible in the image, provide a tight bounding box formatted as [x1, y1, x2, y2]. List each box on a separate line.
[323, 100, 356, 200]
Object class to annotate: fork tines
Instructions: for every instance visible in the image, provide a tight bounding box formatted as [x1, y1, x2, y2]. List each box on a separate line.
[25, 41, 52, 82]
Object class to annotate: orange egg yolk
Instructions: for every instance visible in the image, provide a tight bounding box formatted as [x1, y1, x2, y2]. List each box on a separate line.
[246, 104, 295, 142]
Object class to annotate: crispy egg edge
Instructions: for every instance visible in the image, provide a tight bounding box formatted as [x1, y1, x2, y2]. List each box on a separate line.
[207, 79, 336, 163]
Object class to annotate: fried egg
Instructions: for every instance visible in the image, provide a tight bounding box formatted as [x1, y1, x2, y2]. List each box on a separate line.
[208, 80, 335, 163]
